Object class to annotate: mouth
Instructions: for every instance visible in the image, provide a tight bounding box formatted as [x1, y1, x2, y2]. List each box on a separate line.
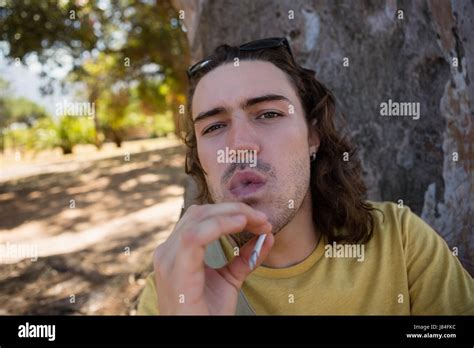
[228, 170, 267, 199]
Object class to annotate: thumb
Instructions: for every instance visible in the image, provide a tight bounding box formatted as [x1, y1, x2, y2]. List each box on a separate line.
[219, 233, 274, 288]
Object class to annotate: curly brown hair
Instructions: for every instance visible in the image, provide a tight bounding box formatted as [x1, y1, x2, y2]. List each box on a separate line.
[180, 42, 380, 244]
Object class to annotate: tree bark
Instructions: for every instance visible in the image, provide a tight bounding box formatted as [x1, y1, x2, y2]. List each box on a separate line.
[171, 0, 473, 275]
[89, 86, 103, 150]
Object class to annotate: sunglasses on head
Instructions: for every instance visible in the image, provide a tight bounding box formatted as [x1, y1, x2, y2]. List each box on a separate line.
[186, 37, 294, 79]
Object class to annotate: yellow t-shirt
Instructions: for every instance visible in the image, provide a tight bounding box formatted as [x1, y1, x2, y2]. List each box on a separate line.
[137, 201, 474, 315]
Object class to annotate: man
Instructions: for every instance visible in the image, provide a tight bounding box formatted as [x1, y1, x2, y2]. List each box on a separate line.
[138, 37, 473, 315]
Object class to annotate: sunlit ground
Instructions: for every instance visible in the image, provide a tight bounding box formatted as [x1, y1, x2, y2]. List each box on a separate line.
[0, 136, 186, 314]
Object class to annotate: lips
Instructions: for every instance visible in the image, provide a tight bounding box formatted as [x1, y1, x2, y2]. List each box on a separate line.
[228, 170, 267, 198]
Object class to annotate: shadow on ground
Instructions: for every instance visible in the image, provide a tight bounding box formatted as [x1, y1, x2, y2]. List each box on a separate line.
[0, 142, 187, 314]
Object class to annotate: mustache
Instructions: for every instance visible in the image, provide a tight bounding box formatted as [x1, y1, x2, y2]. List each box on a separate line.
[221, 161, 273, 186]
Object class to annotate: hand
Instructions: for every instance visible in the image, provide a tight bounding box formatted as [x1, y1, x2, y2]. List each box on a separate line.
[152, 202, 274, 315]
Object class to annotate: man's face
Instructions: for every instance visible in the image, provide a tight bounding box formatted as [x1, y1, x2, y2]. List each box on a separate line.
[192, 60, 314, 236]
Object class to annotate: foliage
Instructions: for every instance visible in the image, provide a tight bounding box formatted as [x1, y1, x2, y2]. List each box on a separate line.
[0, 0, 189, 150]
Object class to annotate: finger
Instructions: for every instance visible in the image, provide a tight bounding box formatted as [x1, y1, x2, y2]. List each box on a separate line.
[172, 203, 268, 254]
[186, 202, 268, 225]
[218, 232, 274, 289]
[176, 214, 271, 275]
[193, 213, 272, 247]
[162, 206, 270, 275]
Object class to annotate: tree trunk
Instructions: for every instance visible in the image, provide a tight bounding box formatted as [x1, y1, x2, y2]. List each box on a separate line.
[0, 128, 4, 154]
[61, 144, 73, 155]
[89, 86, 103, 150]
[171, 0, 474, 275]
[111, 129, 123, 148]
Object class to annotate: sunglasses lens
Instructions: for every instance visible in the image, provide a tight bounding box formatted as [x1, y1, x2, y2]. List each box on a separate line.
[188, 59, 212, 77]
[240, 38, 283, 50]
[187, 38, 291, 78]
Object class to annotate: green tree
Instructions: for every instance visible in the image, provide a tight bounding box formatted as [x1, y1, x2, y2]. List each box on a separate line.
[0, 78, 51, 153]
[56, 115, 95, 154]
[1, 0, 189, 148]
[3, 97, 48, 127]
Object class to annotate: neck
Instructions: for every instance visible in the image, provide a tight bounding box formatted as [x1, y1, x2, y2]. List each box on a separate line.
[262, 191, 319, 268]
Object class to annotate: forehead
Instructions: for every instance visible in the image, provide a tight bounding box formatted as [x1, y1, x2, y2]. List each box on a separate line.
[192, 60, 299, 116]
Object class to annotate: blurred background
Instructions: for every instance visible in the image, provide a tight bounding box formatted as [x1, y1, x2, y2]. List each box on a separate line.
[0, 0, 472, 314]
[0, 0, 189, 315]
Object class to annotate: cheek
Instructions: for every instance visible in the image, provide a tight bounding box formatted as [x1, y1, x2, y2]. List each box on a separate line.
[270, 121, 309, 156]
[268, 124, 309, 178]
[198, 144, 214, 173]
[198, 144, 222, 182]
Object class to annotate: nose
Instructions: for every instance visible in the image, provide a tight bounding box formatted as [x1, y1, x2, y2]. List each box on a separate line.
[226, 113, 261, 154]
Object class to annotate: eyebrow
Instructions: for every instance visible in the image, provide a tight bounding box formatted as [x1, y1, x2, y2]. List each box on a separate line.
[193, 94, 291, 124]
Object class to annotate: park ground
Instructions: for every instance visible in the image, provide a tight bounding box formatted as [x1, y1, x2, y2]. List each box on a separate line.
[0, 137, 186, 314]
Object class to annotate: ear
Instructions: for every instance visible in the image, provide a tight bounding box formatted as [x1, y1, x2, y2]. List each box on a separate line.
[308, 119, 320, 154]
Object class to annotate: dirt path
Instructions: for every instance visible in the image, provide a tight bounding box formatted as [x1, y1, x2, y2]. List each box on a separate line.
[0, 138, 186, 314]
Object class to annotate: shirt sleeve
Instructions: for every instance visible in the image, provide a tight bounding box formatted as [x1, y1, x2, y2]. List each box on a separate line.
[137, 272, 160, 315]
[401, 206, 474, 315]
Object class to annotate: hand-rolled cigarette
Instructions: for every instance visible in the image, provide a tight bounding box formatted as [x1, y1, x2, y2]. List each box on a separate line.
[248, 234, 267, 270]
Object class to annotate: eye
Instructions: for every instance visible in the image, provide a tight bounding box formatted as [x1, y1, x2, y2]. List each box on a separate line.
[203, 123, 225, 135]
[257, 111, 283, 120]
